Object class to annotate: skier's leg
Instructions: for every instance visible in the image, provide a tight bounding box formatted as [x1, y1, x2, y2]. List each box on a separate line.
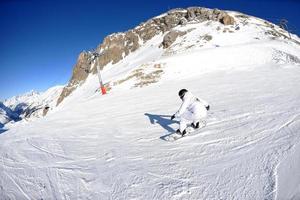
[191, 120, 200, 129]
[177, 111, 195, 135]
[192, 104, 207, 129]
[192, 118, 207, 129]
[179, 118, 189, 133]
[180, 111, 194, 131]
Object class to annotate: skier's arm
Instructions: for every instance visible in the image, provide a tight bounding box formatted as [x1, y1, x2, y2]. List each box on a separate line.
[198, 98, 210, 110]
[197, 98, 209, 107]
[175, 99, 189, 118]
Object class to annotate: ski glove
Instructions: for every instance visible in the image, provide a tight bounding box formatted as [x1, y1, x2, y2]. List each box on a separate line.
[171, 114, 175, 120]
[206, 105, 210, 111]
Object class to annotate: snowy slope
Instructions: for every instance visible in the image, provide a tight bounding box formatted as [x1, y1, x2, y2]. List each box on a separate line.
[1, 66, 300, 199]
[1, 9, 300, 200]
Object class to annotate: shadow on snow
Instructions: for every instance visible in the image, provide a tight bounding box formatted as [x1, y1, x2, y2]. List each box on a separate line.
[144, 113, 179, 140]
[0, 129, 8, 134]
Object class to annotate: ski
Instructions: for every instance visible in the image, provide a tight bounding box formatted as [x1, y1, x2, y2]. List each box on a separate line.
[161, 127, 198, 141]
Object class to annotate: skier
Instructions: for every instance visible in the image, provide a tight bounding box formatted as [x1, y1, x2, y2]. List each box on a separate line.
[171, 89, 210, 136]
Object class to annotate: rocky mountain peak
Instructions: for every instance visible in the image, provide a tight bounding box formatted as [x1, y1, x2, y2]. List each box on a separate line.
[56, 7, 235, 106]
[96, 7, 235, 66]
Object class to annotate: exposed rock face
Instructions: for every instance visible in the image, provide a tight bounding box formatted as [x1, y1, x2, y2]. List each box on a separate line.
[162, 30, 186, 48]
[57, 7, 235, 105]
[56, 52, 92, 105]
[43, 106, 50, 116]
[220, 14, 235, 25]
[92, 31, 140, 73]
[94, 7, 235, 65]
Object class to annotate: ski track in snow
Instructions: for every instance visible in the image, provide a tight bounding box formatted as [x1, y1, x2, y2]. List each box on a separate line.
[1, 66, 300, 199]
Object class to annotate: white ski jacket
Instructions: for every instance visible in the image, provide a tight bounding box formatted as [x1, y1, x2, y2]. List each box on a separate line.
[175, 91, 209, 120]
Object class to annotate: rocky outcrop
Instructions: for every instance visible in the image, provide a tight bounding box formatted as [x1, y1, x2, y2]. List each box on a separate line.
[57, 7, 235, 105]
[92, 31, 140, 73]
[94, 7, 235, 63]
[162, 30, 186, 48]
[42, 105, 50, 116]
[56, 52, 92, 105]
[220, 14, 235, 25]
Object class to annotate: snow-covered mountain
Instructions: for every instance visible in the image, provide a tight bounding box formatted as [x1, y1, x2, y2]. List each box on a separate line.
[1, 7, 300, 200]
[54, 7, 300, 107]
[1, 85, 63, 128]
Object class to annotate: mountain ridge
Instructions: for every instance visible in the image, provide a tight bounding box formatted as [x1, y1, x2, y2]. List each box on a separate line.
[56, 7, 236, 105]
[56, 7, 299, 106]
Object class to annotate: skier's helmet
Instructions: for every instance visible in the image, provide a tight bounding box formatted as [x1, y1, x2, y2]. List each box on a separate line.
[178, 89, 188, 99]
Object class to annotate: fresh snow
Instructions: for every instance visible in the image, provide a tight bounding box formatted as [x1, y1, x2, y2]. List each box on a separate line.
[1, 12, 300, 199]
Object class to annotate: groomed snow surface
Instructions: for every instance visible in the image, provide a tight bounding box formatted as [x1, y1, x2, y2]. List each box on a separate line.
[1, 64, 300, 199]
[1, 16, 300, 199]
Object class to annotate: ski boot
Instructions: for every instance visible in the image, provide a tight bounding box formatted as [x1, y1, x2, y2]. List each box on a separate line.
[176, 129, 187, 136]
[191, 122, 200, 129]
[192, 121, 207, 130]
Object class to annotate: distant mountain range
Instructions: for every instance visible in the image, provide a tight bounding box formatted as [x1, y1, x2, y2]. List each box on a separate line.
[0, 86, 63, 127]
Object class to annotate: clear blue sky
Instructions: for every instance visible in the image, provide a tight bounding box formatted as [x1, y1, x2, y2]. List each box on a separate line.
[0, 0, 299, 100]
